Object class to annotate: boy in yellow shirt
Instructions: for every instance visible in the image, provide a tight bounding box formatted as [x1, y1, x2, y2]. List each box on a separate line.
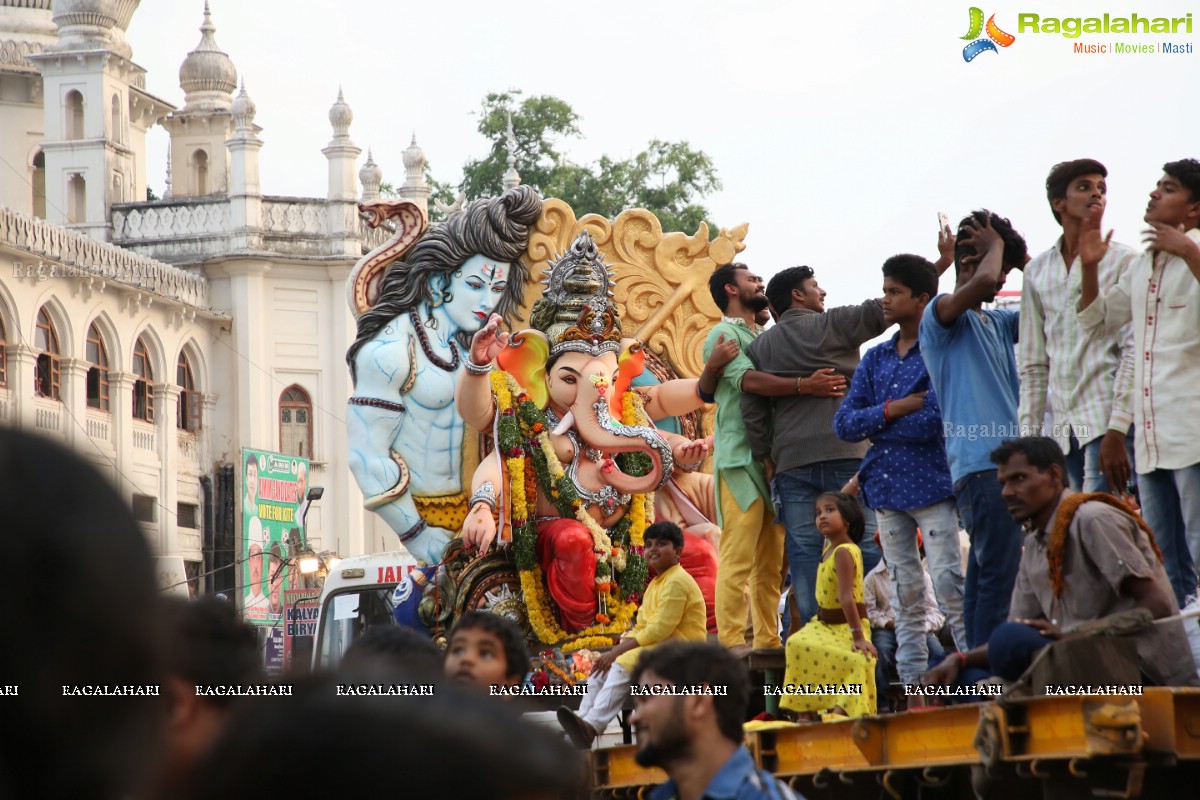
[558, 521, 707, 748]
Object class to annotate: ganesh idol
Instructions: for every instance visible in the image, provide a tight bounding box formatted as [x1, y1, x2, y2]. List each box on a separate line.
[455, 232, 719, 643]
[346, 186, 542, 564]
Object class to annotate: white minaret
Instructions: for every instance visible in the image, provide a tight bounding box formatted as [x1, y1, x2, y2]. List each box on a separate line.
[322, 87, 361, 256]
[226, 78, 263, 250]
[359, 147, 382, 202]
[161, 2, 238, 198]
[29, 0, 172, 239]
[501, 111, 520, 190]
[398, 133, 430, 216]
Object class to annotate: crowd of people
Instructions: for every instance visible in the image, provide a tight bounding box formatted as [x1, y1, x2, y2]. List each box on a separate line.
[8, 156, 1200, 800]
[700, 156, 1200, 720]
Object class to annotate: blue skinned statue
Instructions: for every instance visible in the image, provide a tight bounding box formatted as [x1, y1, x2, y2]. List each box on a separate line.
[346, 186, 543, 563]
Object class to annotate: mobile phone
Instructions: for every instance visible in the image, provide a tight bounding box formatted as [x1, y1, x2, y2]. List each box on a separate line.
[938, 212, 952, 234]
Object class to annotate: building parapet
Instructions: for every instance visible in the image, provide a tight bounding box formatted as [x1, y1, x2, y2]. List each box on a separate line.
[1, 205, 211, 309]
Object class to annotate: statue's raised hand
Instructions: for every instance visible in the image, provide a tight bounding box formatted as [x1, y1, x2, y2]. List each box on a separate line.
[470, 313, 510, 365]
[462, 501, 498, 554]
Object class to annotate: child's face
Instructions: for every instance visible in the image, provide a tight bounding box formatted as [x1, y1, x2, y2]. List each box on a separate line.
[814, 498, 846, 538]
[445, 628, 515, 689]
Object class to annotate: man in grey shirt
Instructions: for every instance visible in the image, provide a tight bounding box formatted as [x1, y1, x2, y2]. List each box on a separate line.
[743, 266, 888, 624]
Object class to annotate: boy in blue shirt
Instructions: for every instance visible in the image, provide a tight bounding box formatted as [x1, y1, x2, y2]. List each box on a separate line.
[919, 211, 1028, 650]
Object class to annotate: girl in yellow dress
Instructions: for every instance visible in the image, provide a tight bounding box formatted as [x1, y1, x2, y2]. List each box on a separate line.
[780, 491, 878, 720]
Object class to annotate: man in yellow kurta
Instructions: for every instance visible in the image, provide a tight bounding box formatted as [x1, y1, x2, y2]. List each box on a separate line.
[557, 521, 707, 748]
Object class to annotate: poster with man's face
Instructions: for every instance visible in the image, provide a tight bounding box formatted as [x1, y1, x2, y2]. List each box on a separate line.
[242, 449, 309, 626]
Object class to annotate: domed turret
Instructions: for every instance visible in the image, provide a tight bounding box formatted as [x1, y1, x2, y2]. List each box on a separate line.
[231, 78, 256, 130]
[328, 86, 352, 138]
[48, 0, 118, 51]
[178, 1, 237, 112]
[359, 147, 383, 200]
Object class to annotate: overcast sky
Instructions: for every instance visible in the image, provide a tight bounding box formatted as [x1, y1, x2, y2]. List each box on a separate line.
[127, 0, 1200, 315]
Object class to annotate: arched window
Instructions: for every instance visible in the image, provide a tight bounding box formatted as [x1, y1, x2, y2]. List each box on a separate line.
[112, 172, 122, 204]
[177, 351, 200, 431]
[0, 316, 7, 387]
[192, 149, 208, 195]
[110, 93, 123, 144]
[34, 308, 60, 400]
[85, 323, 109, 411]
[68, 174, 86, 224]
[279, 385, 312, 458]
[65, 90, 84, 140]
[132, 337, 154, 421]
[32, 151, 46, 219]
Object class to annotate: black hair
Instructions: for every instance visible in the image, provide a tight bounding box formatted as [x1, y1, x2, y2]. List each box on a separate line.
[161, 597, 264, 709]
[631, 642, 750, 744]
[347, 185, 542, 384]
[0, 428, 166, 800]
[644, 520, 685, 550]
[989, 436, 1067, 481]
[954, 209, 1028, 272]
[1045, 159, 1107, 224]
[814, 491, 866, 543]
[881, 254, 937, 299]
[765, 265, 815, 317]
[708, 262, 746, 313]
[182, 674, 584, 800]
[1163, 159, 1200, 204]
[448, 611, 530, 681]
[341, 626, 445, 680]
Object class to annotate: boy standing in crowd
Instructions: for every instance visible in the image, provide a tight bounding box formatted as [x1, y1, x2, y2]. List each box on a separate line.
[919, 212, 1028, 649]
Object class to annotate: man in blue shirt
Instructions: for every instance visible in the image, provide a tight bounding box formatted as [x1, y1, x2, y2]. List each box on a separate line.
[919, 211, 1028, 650]
[632, 642, 802, 800]
[834, 255, 966, 689]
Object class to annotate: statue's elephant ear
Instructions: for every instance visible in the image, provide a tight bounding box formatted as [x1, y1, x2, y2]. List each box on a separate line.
[497, 330, 550, 409]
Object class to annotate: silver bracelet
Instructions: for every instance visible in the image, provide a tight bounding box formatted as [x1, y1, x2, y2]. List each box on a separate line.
[463, 356, 493, 376]
[469, 480, 498, 512]
[678, 461, 702, 473]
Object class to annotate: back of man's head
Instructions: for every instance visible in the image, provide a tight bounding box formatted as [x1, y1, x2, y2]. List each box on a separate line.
[340, 625, 445, 680]
[765, 266, 814, 318]
[0, 428, 165, 800]
[161, 596, 262, 704]
[708, 262, 745, 313]
[632, 642, 750, 744]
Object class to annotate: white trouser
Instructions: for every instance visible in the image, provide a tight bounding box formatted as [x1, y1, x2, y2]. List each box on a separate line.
[578, 663, 631, 734]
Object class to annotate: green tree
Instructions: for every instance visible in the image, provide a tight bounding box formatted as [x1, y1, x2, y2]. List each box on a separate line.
[459, 90, 722, 235]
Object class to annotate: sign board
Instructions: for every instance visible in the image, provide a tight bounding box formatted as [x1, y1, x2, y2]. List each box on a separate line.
[242, 448, 310, 626]
[283, 587, 321, 672]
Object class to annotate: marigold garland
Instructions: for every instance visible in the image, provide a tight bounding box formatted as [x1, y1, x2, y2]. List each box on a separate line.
[490, 370, 654, 644]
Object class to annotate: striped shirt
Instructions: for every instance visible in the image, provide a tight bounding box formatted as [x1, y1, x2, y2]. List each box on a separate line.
[1018, 238, 1136, 453]
[1078, 229, 1200, 472]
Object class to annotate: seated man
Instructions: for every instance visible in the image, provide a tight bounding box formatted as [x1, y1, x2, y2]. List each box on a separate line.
[925, 437, 1199, 688]
[864, 535, 946, 709]
[557, 521, 707, 748]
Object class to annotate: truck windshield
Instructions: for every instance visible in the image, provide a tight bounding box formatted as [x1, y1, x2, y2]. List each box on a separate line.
[314, 587, 398, 670]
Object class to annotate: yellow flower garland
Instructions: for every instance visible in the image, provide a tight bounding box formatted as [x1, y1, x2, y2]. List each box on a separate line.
[489, 370, 656, 646]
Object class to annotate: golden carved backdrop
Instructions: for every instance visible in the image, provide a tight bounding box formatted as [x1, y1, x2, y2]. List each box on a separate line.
[462, 199, 748, 484]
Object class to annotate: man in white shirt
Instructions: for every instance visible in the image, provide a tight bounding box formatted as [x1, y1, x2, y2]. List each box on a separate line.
[1019, 159, 1136, 494]
[1078, 159, 1200, 605]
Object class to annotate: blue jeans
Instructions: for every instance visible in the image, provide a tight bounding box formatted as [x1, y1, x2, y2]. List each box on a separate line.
[1064, 434, 1105, 494]
[876, 500, 966, 684]
[987, 622, 1051, 681]
[774, 459, 881, 623]
[1139, 463, 1200, 606]
[953, 469, 1023, 650]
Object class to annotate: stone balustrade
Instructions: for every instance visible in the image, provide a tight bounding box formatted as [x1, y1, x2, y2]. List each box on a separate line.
[113, 199, 231, 241]
[2, 205, 210, 309]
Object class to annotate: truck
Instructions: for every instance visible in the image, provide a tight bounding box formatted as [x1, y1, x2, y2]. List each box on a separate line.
[310, 549, 419, 671]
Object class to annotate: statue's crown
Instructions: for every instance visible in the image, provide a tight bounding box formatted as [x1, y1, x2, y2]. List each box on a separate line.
[531, 232, 622, 357]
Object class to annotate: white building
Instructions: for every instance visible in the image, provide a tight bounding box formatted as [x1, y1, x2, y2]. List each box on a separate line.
[0, 0, 424, 594]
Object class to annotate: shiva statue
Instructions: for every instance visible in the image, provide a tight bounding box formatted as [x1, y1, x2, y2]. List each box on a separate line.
[346, 186, 542, 564]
